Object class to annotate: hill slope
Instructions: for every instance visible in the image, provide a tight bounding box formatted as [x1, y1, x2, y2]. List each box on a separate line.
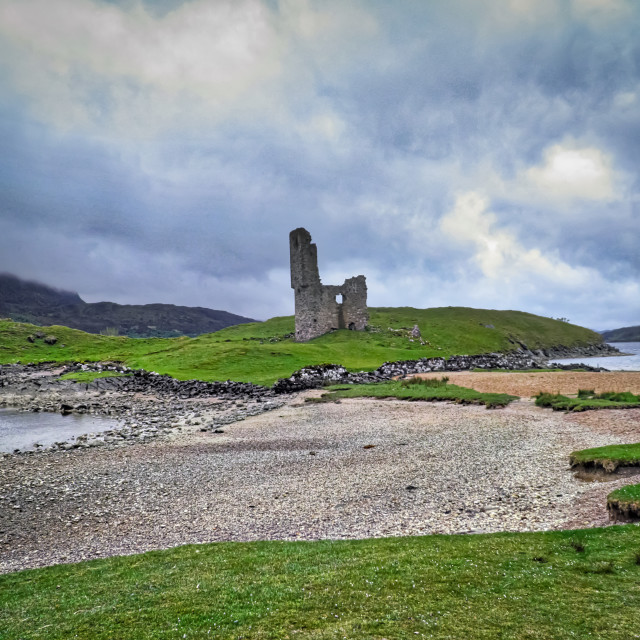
[601, 325, 640, 342]
[0, 307, 604, 385]
[0, 273, 254, 337]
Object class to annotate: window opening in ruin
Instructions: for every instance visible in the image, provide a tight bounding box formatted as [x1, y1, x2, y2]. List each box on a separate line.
[336, 294, 344, 304]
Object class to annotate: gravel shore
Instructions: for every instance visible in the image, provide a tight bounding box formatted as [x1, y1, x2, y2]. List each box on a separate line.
[2, 392, 639, 574]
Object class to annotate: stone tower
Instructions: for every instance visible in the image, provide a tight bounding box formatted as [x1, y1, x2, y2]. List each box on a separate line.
[290, 228, 368, 342]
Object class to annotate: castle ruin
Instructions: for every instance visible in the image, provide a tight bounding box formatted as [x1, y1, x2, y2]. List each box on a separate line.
[290, 228, 368, 342]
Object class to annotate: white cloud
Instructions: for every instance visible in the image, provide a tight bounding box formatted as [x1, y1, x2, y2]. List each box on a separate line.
[0, 0, 378, 138]
[0, 0, 283, 134]
[571, 0, 633, 24]
[436, 191, 639, 327]
[441, 191, 605, 285]
[524, 143, 616, 201]
[613, 90, 637, 108]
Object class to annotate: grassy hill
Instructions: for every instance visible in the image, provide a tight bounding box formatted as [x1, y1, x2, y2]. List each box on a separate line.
[601, 325, 640, 342]
[0, 307, 603, 386]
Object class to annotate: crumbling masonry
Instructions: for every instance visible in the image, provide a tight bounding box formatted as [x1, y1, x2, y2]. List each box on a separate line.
[290, 228, 368, 342]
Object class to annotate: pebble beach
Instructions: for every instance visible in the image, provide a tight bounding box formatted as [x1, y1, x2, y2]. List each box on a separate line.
[2, 373, 640, 574]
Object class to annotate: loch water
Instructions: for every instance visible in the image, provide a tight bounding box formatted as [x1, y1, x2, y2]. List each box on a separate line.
[0, 409, 122, 453]
[551, 342, 640, 371]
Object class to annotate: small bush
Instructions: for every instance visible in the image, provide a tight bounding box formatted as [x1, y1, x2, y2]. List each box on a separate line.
[577, 389, 638, 403]
[598, 391, 639, 402]
[536, 391, 640, 412]
[401, 376, 449, 388]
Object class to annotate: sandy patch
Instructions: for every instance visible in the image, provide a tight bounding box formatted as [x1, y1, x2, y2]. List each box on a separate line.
[411, 371, 640, 397]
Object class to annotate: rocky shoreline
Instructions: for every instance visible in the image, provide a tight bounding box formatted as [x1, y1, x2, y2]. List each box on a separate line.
[0, 342, 618, 456]
[0, 363, 285, 456]
[1, 344, 638, 574]
[272, 343, 617, 392]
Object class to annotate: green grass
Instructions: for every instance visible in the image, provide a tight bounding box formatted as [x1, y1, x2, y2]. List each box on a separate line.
[608, 485, 640, 523]
[401, 375, 450, 388]
[608, 485, 640, 509]
[535, 391, 640, 412]
[569, 443, 640, 471]
[2, 526, 640, 639]
[0, 307, 603, 386]
[312, 378, 518, 408]
[58, 371, 130, 382]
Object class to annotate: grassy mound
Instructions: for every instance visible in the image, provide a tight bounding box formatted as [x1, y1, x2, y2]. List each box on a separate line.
[311, 377, 518, 408]
[569, 443, 640, 472]
[2, 526, 640, 639]
[0, 307, 603, 385]
[608, 485, 640, 522]
[536, 390, 640, 412]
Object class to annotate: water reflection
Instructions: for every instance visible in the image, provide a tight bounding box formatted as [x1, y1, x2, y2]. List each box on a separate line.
[0, 408, 122, 453]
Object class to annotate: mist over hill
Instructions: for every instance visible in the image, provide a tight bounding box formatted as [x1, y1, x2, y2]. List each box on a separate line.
[0, 273, 254, 337]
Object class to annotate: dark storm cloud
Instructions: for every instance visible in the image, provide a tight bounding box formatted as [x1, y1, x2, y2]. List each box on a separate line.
[0, 0, 638, 327]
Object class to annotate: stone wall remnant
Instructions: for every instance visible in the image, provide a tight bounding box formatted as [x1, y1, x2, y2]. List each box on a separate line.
[290, 228, 368, 342]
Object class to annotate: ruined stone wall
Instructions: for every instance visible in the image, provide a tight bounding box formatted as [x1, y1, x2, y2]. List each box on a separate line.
[290, 228, 368, 342]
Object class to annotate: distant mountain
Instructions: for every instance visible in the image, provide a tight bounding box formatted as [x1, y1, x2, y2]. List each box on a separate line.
[0, 273, 255, 338]
[600, 325, 640, 342]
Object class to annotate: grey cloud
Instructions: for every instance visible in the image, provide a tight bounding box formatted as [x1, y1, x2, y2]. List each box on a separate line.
[0, 0, 638, 329]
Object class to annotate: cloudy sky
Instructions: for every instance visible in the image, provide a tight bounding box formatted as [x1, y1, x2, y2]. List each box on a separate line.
[0, 0, 638, 329]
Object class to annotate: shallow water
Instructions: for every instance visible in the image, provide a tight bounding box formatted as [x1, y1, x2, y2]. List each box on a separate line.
[0, 409, 122, 453]
[551, 342, 640, 371]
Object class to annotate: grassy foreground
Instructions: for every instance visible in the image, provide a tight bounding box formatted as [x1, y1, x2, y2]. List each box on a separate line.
[2, 527, 640, 639]
[315, 377, 518, 408]
[0, 307, 603, 385]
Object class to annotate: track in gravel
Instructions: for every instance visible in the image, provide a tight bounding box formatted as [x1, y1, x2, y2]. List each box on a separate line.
[2, 394, 639, 573]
